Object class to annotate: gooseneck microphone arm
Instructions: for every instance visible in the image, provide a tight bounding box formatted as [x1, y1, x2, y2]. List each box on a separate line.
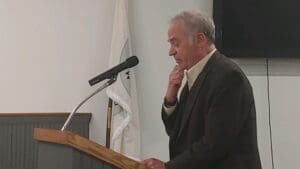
[61, 56, 139, 131]
[61, 77, 117, 131]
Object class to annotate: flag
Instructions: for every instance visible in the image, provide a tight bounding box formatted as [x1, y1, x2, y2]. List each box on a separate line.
[106, 0, 141, 159]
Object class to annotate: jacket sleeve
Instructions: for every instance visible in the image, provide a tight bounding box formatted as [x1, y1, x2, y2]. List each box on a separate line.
[162, 104, 179, 137]
[162, 84, 188, 137]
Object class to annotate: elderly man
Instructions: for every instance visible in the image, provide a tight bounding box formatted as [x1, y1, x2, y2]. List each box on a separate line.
[142, 10, 262, 169]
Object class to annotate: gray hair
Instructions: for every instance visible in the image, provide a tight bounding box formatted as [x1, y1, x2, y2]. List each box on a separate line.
[170, 10, 215, 43]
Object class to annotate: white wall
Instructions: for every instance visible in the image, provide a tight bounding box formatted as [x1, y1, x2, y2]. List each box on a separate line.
[234, 56, 300, 169]
[0, 0, 115, 144]
[1, 1, 299, 169]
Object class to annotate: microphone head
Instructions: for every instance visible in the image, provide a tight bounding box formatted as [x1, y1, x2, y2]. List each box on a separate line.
[126, 56, 139, 68]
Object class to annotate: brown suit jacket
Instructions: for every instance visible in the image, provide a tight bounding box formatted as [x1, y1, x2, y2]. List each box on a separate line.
[162, 51, 262, 169]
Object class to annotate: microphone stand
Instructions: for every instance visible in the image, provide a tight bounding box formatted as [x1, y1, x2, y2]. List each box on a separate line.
[61, 76, 117, 131]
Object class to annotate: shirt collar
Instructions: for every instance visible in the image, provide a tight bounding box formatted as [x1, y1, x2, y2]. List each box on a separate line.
[185, 48, 216, 90]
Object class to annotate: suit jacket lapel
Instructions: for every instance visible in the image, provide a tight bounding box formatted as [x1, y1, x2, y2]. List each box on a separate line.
[176, 52, 220, 140]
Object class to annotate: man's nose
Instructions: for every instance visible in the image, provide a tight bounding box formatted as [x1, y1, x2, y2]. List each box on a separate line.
[169, 47, 176, 56]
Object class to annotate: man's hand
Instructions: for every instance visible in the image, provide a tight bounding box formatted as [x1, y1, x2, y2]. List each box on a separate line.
[165, 65, 184, 104]
[142, 158, 166, 169]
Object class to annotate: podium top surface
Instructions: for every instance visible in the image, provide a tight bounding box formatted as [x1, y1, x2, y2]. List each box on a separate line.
[34, 128, 148, 169]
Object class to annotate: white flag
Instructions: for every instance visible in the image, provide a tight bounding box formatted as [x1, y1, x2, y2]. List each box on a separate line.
[106, 0, 141, 159]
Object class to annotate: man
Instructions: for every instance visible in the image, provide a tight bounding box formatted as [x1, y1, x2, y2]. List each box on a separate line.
[142, 10, 262, 169]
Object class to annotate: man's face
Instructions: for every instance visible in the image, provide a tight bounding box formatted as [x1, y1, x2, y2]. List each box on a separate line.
[167, 20, 198, 70]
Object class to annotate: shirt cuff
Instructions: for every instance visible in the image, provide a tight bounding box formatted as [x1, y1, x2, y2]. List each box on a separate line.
[163, 98, 177, 116]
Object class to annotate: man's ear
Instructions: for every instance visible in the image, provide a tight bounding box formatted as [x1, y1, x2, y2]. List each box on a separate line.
[196, 32, 206, 45]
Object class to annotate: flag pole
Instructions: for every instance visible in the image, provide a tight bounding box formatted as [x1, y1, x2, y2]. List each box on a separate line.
[106, 98, 113, 148]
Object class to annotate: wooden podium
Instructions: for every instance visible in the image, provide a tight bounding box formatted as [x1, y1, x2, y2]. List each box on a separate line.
[34, 128, 147, 169]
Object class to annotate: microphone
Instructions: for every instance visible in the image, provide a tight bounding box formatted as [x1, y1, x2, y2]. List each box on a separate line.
[89, 56, 139, 86]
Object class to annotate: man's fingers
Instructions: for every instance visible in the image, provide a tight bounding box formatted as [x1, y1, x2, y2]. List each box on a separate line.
[141, 158, 154, 165]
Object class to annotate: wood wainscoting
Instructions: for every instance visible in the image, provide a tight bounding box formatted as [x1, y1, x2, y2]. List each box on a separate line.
[0, 112, 91, 169]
